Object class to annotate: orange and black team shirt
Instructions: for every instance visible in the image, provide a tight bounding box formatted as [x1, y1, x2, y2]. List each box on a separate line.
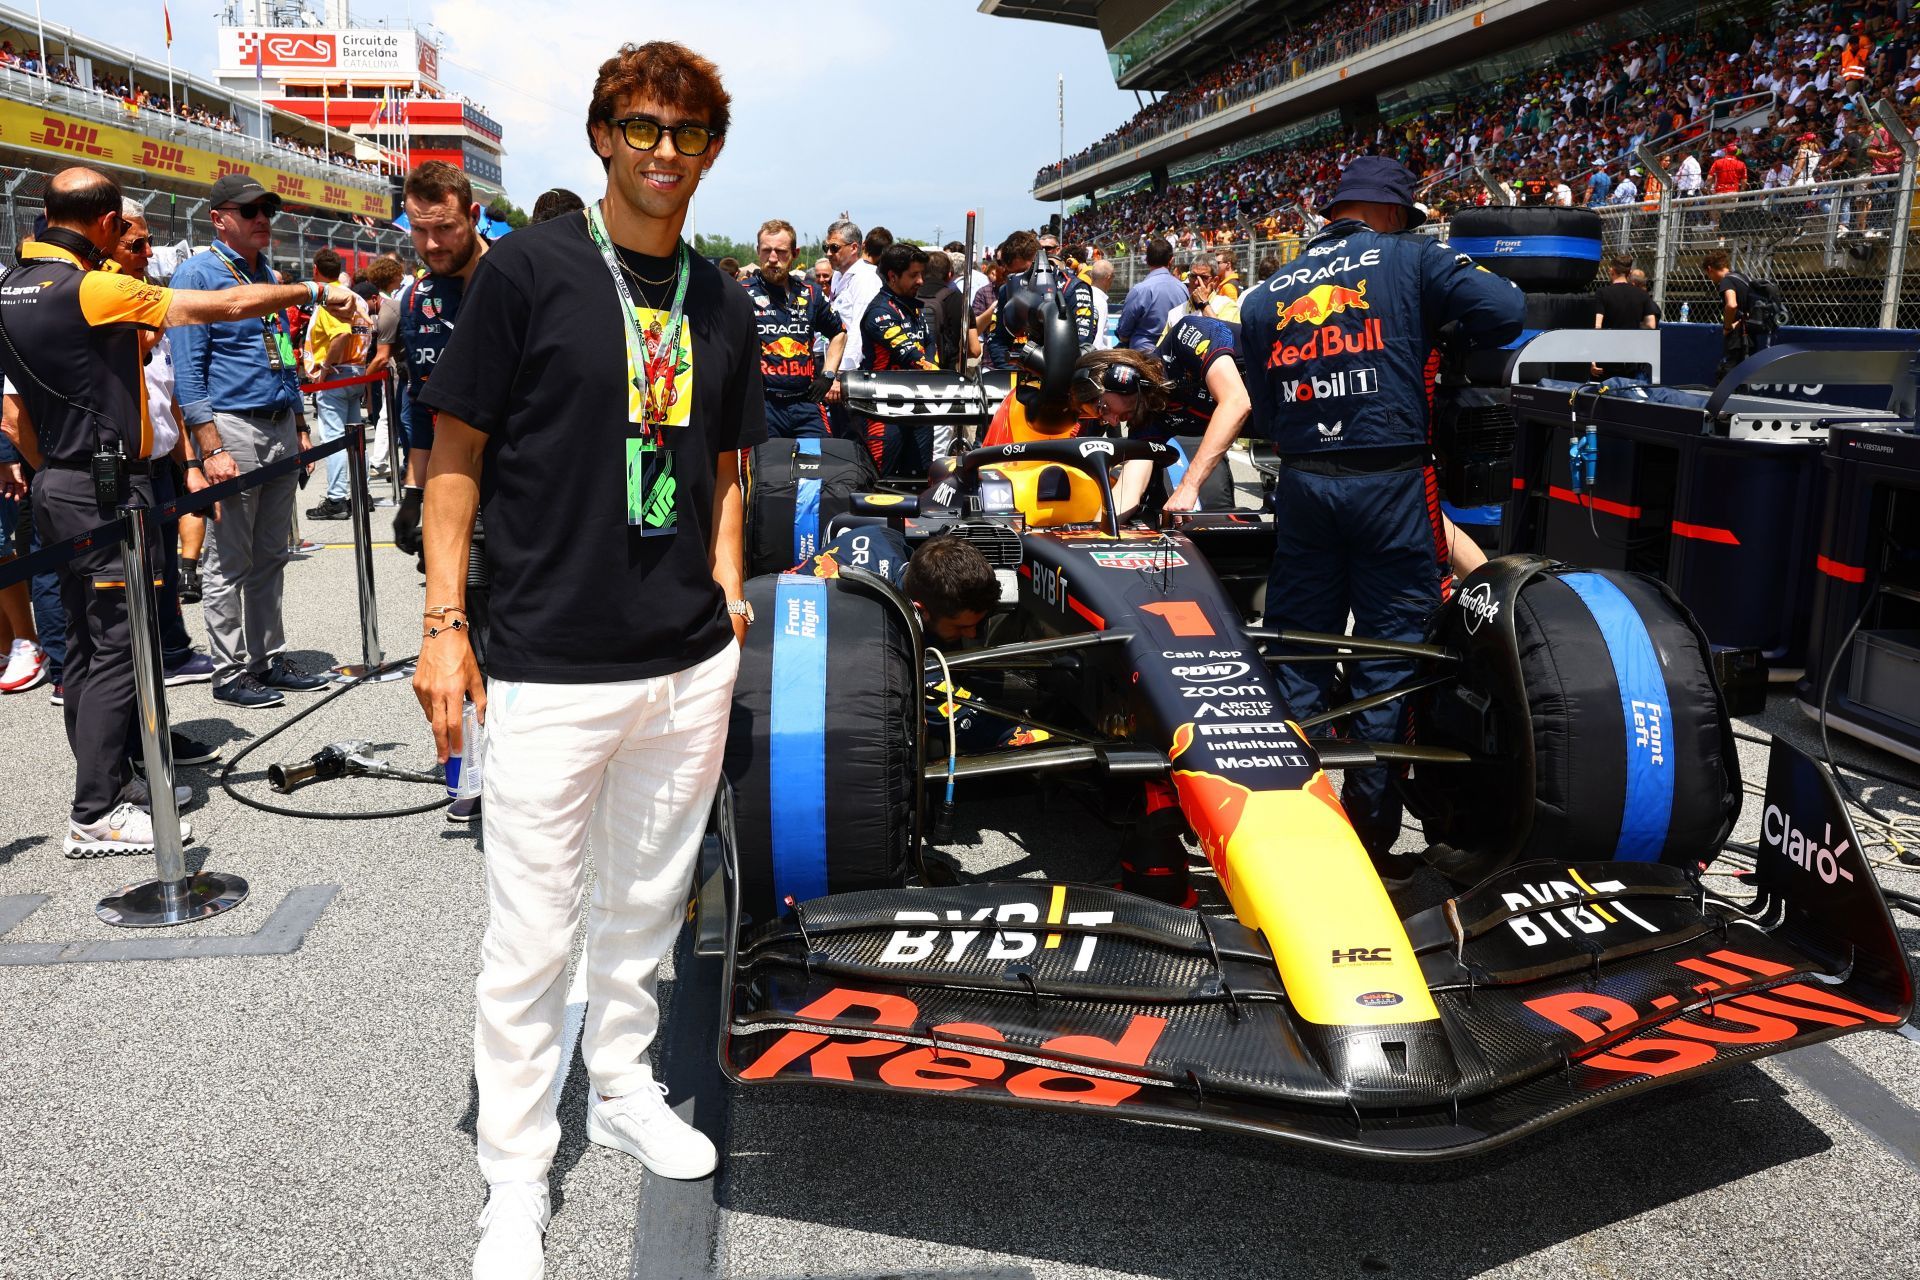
[0, 240, 171, 462]
[747, 267, 841, 397]
[858, 285, 937, 373]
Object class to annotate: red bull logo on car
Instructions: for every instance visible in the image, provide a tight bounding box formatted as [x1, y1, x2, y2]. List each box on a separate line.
[1274, 281, 1369, 330]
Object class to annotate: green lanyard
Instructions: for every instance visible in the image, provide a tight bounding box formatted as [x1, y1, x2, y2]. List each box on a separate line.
[585, 201, 689, 436]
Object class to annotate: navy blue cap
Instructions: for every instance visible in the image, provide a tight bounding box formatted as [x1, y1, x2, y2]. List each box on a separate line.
[1319, 156, 1427, 226]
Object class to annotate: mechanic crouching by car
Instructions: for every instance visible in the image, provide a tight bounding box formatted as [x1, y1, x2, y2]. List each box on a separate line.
[1241, 156, 1523, 874]
[748, 217, 844, 439]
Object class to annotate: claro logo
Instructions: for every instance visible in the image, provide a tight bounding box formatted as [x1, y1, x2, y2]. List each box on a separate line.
[1763, 805, 1856, 885]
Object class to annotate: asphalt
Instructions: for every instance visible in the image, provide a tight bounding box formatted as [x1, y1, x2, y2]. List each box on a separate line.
[0, 499, 1916, 1280]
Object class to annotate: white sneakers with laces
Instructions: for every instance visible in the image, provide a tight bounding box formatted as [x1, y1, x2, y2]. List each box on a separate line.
[0, 638, 47, 692]
[471, 1180, 549, 1280]
[64, 801, 193, 858]
[586, 1078, 718, 1180]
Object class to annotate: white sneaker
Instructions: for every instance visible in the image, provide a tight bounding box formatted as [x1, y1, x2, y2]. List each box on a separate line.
[586, 1079, 717, 1180]
[472, 1181, 548, 1280]
[0, 638, 47, 692]
[63, 802, 192, 859]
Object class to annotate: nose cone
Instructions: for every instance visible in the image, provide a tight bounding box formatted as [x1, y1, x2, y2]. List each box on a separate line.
[1305, 1018, 1461, 1108]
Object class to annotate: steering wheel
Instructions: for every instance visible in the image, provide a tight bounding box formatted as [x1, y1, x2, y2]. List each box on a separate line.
[953, 437, 1178, 537]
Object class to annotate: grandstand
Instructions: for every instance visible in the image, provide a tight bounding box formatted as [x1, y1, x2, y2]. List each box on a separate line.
[991, 0, 1920, 328]
[0, 0, 408, 266]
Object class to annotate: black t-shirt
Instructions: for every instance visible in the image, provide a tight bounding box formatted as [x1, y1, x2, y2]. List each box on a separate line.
[1721, 272, 1754, 326]
[420, 214, 768, 683]
[1594, 281, 1656, 330]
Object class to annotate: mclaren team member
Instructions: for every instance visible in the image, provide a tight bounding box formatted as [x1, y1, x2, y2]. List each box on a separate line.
[858, 241, 939, 477]
[0, 166, 356, 856]
[1241, 156, 1523, 867]
[747, 217, 843, 439]
[391, 161, 489, 560]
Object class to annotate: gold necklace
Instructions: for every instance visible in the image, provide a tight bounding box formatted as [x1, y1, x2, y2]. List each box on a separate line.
[618, 255, 676, 288]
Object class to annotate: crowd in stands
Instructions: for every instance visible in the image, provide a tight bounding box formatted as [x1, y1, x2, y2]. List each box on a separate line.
[1064, 0, 1918, 254]
[1041, 0, 1483, 180]
[0, 42, 383, 174]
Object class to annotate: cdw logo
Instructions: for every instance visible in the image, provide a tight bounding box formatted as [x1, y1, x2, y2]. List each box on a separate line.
[30, 117, 109, 158]
[136, 141, 193, 176]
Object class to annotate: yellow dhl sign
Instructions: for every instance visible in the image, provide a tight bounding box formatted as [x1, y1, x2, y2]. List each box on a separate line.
[0, 98, 388, 218]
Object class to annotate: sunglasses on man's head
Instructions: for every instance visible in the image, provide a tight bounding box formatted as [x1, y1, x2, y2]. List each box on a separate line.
[220, 200, 279, 221]
[611, 116, 717, 157]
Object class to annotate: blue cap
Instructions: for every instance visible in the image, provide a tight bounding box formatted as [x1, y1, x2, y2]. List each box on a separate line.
[1320, 156, 1427, 226]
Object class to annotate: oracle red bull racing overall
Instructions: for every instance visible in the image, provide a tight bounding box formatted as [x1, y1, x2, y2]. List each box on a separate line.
[700, 282, 1913, 1162]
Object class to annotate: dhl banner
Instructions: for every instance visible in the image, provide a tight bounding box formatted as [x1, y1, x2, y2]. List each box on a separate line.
[0, 99, 388, 218]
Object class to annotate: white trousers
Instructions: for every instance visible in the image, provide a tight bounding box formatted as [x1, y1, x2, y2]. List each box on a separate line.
[472, 642, 740, 1184]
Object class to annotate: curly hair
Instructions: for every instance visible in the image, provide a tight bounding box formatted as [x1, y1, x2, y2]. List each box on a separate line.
[587, 42, 731, 169]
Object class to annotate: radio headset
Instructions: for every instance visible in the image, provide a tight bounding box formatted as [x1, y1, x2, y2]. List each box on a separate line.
[0, 226, 133, 514]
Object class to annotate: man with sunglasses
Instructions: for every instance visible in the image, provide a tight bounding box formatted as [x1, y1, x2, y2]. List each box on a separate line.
[168, 172, 332, 710]
[1, 167, 356, 856]
[746, 217, 842, 439]
[410, 43, 764, 1279]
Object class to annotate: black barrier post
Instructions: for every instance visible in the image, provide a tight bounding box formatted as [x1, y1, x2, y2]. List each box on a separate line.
[384, 370, 404, 508]
[97, 501, 249, 928]
[332, 422, 404, 683]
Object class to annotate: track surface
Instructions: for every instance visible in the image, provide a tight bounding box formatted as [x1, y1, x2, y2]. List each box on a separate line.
[1, 525, 1917, 1280]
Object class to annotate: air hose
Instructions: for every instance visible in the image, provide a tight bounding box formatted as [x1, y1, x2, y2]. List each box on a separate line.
[217, 654, 453, 820]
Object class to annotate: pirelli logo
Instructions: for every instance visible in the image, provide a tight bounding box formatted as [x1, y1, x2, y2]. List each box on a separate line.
[30, 116, 109, 158]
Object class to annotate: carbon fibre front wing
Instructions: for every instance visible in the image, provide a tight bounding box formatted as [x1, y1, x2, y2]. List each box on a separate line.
[716, 743, 1913, 1159]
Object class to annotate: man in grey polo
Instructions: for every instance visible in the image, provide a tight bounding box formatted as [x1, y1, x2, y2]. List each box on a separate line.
[168, 173, 329, 709]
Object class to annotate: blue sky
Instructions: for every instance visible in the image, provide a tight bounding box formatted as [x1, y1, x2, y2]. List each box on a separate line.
[58, 0, 1141, 247]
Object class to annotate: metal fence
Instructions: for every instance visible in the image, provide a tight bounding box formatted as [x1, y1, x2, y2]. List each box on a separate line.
[0, 164, 411, 274]
[1102, 164, 1920, 331]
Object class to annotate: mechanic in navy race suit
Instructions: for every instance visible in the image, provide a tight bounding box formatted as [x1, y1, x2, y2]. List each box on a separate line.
[1240, 156, 1523, 870]
[858, 242, 941, 477]
[793, 525, 1045, 752]
[747, 218, 844, 439]
[390, 162, 489, 559]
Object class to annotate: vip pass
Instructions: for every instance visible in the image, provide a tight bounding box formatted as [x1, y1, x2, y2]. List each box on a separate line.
[586, 200, 688, 535]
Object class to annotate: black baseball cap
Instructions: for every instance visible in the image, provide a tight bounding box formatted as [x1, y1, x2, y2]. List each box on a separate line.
[209, 172, 279, 211]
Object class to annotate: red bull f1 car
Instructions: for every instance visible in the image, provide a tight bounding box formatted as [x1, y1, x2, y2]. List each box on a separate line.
[705, 352, 1913, 1164]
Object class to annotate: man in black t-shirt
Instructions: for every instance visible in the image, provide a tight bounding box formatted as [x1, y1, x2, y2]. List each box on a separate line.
[1704, 250, 1755, 379]
[1591, 253, 1657, 379]
[413, 43, 765, 1278]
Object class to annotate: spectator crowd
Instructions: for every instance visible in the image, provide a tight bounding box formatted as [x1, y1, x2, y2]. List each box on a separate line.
[1057, 0, 1916, 254]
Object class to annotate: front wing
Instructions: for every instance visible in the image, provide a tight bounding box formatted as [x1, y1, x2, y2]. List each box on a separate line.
[721, 847, 1912, 1159]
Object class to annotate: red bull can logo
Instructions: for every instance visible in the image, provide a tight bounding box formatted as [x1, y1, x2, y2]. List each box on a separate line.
[1274, 280, 1368, 331]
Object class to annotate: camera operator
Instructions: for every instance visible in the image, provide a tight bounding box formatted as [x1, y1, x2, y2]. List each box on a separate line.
[0, 166, 356, 856]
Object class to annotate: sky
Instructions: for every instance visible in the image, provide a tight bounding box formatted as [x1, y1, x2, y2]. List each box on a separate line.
[57, 0, 1143, 248]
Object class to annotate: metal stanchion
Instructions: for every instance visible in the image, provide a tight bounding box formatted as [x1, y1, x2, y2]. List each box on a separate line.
[98, 502, 249, 929]
[332, 421, 407, 683]
[385, 372, 405, 508]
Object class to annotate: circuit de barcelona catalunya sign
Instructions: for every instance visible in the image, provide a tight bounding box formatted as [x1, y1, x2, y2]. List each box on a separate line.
[217, 26, 440, 83]
[0, 100, 388, 217]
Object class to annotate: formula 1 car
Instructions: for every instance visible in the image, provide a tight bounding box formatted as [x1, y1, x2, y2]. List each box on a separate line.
[704, 325, 1913, 1161]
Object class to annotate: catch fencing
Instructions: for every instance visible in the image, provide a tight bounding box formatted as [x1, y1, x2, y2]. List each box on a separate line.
[1101, 164, 1920, 330]
[0, 163, 410, 272]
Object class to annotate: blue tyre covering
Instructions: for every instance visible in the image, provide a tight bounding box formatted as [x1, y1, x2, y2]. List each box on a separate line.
[1448, 207, 1604, 292]
[722, 571, 919, 926]
[1406, 556, 1740, 882]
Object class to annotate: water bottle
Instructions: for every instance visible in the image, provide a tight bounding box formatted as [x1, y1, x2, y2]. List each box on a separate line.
[1679, 301, 1690, 324]
[456, 699, 486, 801]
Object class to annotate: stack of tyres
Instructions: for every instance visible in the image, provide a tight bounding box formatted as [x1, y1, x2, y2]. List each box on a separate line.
[1440, 207, 1606, 543]
[747, 437, 879, 577]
